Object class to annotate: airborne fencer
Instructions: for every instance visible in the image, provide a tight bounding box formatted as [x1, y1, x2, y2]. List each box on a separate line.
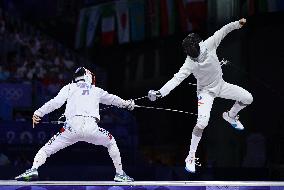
[15, 67, 135, 182]
[148, 18, 253, 173]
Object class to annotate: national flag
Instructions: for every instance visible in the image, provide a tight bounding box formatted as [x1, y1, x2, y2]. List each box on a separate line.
[146, 0, 160, 38]
[257, 0, 268, 13]
[101, 4, 115, 46]
[276, 0, 284, 11]
[160, 0, 175, 36]
[176, 0, 191, 32]
[129, 0, 145, 42]
[185, 0, 207, 31]
[267, 0, 278, 12]
[248, 0, 256, 16]
[86, 6, 101, 47]
[115, 0, 130, 44]
[75, 8, 89, 49]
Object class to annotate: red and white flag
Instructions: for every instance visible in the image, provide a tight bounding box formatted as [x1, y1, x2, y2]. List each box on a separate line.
[115, 0, 129, 44]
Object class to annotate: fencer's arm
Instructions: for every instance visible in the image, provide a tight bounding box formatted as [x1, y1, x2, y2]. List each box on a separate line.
[99, 88, 131, 108]
[205, 18, 246, 50]
[159, 57, 192, 97]
[34, 85, 69, 117]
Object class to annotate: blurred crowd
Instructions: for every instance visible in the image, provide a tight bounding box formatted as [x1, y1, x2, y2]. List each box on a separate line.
[0, 9, 82, 96]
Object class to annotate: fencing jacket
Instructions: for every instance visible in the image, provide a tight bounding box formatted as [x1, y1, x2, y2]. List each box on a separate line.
[159, 21, 241, 97]
[34, 82, 128, 121]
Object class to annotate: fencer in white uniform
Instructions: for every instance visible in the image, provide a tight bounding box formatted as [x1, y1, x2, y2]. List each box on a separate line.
[15, 67, 135, 182]
[148, 18, 253, 173]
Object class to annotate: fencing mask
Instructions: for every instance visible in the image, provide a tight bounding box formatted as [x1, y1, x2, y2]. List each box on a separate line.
[73, 67, 95, 85]
[182, 33, 202, 59]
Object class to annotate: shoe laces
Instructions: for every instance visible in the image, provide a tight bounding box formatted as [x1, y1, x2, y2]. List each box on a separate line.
[17, 169, 31, 177]
[235, 115, 239, 121]
[186, 156, 202, 167]
[227, 112, 239, 122]
[232, 114, 240, 122]
[117, 172, 131, 179]
[25, 168, 36, 174]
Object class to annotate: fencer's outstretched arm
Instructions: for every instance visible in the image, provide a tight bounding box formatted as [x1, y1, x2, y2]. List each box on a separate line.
[148, 57, 193, 101]
[32, 85, 69, 128]
[204, 18, 246, 50]
[34, 85, 69, 117]
[99, 88, 135, 110]
[159, 57, 193, 97]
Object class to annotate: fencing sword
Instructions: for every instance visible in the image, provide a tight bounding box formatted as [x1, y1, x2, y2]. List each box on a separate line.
[135, 104, 197, 116]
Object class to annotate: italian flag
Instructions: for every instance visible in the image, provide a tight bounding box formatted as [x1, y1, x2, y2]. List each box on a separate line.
[101, 4, 115, 46]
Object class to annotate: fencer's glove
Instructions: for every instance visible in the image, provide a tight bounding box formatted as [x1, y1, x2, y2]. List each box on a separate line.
[148, 90, 162, 101]
[239, 18, 246, 27]
[124, 99, 135, 111]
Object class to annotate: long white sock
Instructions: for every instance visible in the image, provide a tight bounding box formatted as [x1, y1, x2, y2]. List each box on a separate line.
[108, 143, 123, 175]
[189, 134, 201, 156]
[32, 149, 47, 169]
[229, 102, 246, 118]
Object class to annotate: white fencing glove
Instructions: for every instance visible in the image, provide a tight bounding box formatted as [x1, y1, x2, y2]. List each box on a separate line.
[148, 90, 162, 101]
[124, 99, 135, 111]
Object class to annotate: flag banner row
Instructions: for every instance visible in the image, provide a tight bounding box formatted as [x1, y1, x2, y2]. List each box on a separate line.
[75, 0, 207, 48]
[75, 0, 283, 48]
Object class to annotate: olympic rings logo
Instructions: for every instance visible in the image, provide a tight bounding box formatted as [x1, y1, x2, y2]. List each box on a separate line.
[0, 87, 24, 101]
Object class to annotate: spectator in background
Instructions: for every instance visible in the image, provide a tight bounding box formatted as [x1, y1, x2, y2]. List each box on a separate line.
[0, 66, 10, 81]
[1, 15, 77, 86]
[15, 112, 27, 122]
[0, 15, 5, 35]
[14, 154, 32, 168]
[0, 153, 10, 166]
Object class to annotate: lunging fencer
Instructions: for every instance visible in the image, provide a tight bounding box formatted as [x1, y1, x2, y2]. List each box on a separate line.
[148, 18, 253, 173]
[15, 67, 135, 182]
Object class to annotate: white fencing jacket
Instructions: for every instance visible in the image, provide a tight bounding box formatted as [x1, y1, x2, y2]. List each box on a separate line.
[34, 82, 129, 121]
[159, 21, 242, 97]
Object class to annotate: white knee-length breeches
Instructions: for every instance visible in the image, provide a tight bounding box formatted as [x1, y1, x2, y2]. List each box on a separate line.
[196, 82, 253, 128]
[40, 117, 116, 157]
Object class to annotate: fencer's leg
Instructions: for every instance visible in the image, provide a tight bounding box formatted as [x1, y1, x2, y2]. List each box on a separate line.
[229, 101, 250, 118]
[185, 125, 204, 173]
[15, 127, 78, 181]
[15, 149, 48, 181]
[107, 139, 123, 175]
[34, 128, 78, 168]
[190, 92, 214, 154]
[107, 139, 134, 182]
[32, 149, 48, 169]
[87, 127, 124, 174]
[218, 82, 253, 130]
[186, 92, 214, 173]
[85, 127, 134, 181]
[189, 125, 204, 154]
[219, 82, 253, 116]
